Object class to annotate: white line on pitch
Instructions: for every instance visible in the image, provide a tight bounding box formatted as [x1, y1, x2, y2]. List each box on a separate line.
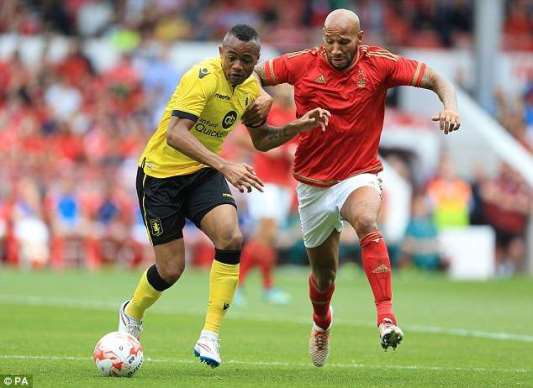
[0, 354, 530, 374]
[2, 294, 533, 343]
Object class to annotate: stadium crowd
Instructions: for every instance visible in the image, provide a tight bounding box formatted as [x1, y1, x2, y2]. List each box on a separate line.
[1, 0, 532, 51]
[0, 0, 531, 276]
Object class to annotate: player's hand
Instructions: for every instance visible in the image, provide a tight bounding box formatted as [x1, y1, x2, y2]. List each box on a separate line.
[220, 161, 264, 193]
[242, 94, 273, 127]
[295, 108, 331, 132]
[432, 109, 461, 135]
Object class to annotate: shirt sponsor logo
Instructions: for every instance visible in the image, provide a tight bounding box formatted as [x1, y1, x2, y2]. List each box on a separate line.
[194, 118, 226, 138]
[195, 123, 224, 138]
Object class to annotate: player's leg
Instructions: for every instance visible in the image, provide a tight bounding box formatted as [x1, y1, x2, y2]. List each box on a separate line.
[244, 184, 290, 304]
[306, 231, 339, 367]
[123, 239, 185, 320]
[184, 168, 242, 367]
[193, 204, 242, 367]
[297, 182, 343, 367]
[200, 204, 242, 333]
[340, 184, 403, 350]
[119, 168, 186, 339]
[307, 231, 339, 328]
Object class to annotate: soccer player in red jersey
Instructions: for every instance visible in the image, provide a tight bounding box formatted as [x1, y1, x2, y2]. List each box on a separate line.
[238, 85, 296, 305]
[251, 9, 461, 366]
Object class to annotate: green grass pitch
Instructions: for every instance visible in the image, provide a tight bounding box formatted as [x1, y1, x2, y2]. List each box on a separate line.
[1, 265, 532, 387]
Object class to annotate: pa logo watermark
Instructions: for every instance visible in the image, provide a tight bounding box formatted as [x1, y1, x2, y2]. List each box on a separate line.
[1, 375, 32, 387]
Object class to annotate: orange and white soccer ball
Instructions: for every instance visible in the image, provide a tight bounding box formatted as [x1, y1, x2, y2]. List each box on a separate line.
[93, 331, 144, 377]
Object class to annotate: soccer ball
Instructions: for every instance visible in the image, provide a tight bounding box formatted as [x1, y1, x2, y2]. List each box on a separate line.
[93, 331, 144, 377]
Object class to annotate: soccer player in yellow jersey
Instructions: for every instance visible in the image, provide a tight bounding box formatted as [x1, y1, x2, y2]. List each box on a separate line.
[117, 24, 330, 368]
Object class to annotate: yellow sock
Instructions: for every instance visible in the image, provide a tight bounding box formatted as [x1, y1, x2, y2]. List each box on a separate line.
[203, 260, 239, 333]
[126, 269, 162, 320]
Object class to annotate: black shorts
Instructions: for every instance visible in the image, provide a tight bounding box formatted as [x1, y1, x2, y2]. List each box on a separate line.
[136, 167, 237, 245]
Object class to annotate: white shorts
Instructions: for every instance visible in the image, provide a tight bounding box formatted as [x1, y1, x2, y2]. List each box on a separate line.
[248, 183, 292, 224]
[297, 173, 383, 248]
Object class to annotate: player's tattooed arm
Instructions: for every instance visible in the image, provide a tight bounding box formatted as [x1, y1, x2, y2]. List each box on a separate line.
[419, 66, 461, 134]
[246, 108, 330, 152]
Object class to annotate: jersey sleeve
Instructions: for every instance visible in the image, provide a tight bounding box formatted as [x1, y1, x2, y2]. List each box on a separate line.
[263, 51, 309, 85]
[384, 55, 427, 89]
[168, 65, 217, 121]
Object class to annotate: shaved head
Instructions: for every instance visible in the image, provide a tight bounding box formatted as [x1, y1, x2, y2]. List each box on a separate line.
[322, 9, 363, 70]
[324, 9, 360, 35]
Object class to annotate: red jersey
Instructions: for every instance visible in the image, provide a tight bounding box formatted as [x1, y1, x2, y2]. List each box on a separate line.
[254, 103, 296, 187]
[264, 45, 426, 187]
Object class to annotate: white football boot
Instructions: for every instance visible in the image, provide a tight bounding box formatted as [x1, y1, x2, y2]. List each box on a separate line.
[118, 300, 143, 340]
[308, 307, 333, 367]
[379, 318, 404, 351]
[194, 330, 221, 368]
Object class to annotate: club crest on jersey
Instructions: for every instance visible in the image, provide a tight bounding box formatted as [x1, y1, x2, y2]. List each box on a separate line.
[357, 69, 367, 88]
[149, 218, 163, 237]
[198, 67, 209, 79]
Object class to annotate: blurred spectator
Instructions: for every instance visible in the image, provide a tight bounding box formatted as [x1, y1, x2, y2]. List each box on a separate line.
[12, 178, 49, 269]
[400, 192, 448, 271]
[44, 74, 82, 121]
[495, 88, 532, 150]
[480, 163, 531, 276]
[47, 174, 90, 267]
[524, 84, 533, 144]
[426, 155, 472, 230]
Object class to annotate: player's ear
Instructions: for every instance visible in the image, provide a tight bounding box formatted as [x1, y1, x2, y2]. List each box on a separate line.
[218, 46, 223, 57]
[357, 30, 364, 43]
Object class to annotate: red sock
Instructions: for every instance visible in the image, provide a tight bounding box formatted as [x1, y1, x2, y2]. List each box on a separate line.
[308, 274, 334, 330]
[239, 241, 257, 285]
[360, 231, 396, 326]
[258, 245, 275, 289]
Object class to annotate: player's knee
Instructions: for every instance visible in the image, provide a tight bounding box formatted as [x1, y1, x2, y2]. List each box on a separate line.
[353, 213, 378, 237]
[214, 228, 243, 250]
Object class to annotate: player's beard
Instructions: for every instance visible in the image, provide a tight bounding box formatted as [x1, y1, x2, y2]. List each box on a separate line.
[328, 52, 354, 70]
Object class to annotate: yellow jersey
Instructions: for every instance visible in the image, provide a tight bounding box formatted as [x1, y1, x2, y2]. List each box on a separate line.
[139, 57, 260, 178]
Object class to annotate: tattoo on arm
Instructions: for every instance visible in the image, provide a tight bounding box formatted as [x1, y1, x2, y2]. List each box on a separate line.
[419, 67, 457, 111]
[247, 124, 298, 152]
